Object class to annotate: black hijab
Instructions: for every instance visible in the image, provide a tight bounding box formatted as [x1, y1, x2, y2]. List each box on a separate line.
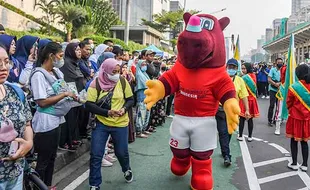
[61, 43, 84, 81]
[296, 64, 310, 83]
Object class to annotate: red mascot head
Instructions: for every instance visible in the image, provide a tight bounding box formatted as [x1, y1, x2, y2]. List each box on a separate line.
[177, 12, 230, 69]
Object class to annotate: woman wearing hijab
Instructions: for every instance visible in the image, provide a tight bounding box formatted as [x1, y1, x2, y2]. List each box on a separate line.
[0, 34, 21, 83]
[97, 52, 115, 68]
[121, 62, 136, 143]
[18, 36, 40, 86]
[15, 35, 39, 68]
[59, 43, 84, 151]
[86, 58, 134, 189]
[89, 44, 108, 68]
[135, 60, 151, 138]
[238, 62, 260, 142]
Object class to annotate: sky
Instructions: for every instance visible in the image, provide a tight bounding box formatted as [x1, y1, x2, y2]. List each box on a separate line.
[185, 0, 291, 56]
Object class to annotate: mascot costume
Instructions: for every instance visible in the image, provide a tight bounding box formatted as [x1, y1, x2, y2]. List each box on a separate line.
[144, 12, 240, 190]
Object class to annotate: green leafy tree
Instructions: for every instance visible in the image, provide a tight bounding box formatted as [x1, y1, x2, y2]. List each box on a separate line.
[142, 9, 199, 50]
[55, 2, 87, 41]
[60, 0, 120, 35]
[35, 0, 58, 34]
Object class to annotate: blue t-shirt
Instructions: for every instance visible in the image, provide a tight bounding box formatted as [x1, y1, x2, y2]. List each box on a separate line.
[257, 68, 269, 82]
[268, 67, 280, 92]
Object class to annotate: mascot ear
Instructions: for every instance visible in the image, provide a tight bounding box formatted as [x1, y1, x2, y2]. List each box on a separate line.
[219, 17, 230, 31]
[183, 12, 192, 25]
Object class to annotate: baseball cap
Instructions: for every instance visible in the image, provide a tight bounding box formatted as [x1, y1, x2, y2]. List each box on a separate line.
[227, 58, 238, 67]
[145, 50, 156, 56]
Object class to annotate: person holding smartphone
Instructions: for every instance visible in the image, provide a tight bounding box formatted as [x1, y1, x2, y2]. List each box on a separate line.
[0, 44, 33, 190]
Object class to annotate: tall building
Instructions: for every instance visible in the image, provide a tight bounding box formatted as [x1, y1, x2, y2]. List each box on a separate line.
[170, 0, 183, 11]
[111, 0, 170, 26]
[292, 0, 310, 15]
[265, 28, 273, 43]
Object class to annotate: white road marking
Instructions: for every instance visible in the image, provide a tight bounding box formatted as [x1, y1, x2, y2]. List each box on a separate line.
[239, 139, 261, 190]
[63, 169, 89, 190]
[297, 187, 310, 190]
[298, 170, 310, 189]
[258, 171, 297, 184]
[253, 157, 288, 168]
[268, 143, 290, 154]
[239, 135, 310, 189]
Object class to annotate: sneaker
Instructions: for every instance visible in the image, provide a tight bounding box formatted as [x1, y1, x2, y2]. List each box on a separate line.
[102, 158, 113, 167]
[72, 140, 83, 146]
[105, 154, 117, 163]
[237, 136, 243, 141]
[262, 95, 266, 99]
[274, 123, 281, 135]
[167, 115, 174, 118]
[58, 144, 77, 152]
[266, 96, 270, 99]
[287, 163, 299, 171]
[90, 186, 99, 190]
[223, 156, 232, 167]
[247, 137, 253, 142]
[300, 165, 308, 172]
[268, 122, 274, 127]
[124, 170, 133, 183]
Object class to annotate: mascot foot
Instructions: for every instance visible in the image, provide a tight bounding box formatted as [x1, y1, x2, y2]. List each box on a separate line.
[190, 157, 213, 190]
[170, 156, 191, 176]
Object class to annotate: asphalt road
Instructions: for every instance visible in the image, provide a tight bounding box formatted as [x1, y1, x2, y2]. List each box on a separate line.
[56, 98, 310, 190]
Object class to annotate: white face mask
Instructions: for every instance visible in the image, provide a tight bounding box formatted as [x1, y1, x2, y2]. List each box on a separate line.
[107, 73, 120, 82]
[53, 58, 65, 68]
[90, 44, 95, 49]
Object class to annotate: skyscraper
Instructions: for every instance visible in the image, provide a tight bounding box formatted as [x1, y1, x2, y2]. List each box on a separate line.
[292, 0, 310, 15]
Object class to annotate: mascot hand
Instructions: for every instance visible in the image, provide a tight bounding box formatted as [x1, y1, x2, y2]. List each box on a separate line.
[223, 98, 240, 134]
[144, 80, 165, 110]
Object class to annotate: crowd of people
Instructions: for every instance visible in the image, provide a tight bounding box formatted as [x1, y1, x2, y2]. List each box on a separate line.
[0, 29, 176, 190]
[216, 57, 309, 176]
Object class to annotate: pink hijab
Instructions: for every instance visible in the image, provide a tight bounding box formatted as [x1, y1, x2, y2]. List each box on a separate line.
[90, 58, 119, 91]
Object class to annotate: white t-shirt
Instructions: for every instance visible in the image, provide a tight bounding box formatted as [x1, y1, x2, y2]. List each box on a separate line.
[31, 69, 65, 133]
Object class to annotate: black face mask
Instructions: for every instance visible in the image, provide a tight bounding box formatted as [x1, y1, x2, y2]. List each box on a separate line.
[161, 67, 167, 71]
[277, 63, 283, 68]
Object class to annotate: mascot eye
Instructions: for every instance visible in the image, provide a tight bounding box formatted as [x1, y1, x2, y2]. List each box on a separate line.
[200, 17, 214, 31]
[194, 43, 201, 48]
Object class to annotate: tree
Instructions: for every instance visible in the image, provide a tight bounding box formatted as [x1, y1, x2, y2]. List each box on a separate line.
[142, 9, 199, 50]
[35, 0, 58, 34]
[55, 2, 87, 41]
[60, 0, 120, 35]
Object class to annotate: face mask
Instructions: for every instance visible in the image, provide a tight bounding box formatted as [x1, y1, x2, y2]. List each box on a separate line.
[53, 58, 65, 68]
[0, 106, 18, 142]
[90, 44, 95, 49]
[107, 73, 120, 82]
[141, 65, 147, 72]
[161, 67, 167, 71]
[277, 63, 283, 68]
[227, 69, 237, 76]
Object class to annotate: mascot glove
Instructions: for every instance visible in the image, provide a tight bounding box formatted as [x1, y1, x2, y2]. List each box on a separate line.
[144, 80, 165, 110]
[223, 98, 240, 134]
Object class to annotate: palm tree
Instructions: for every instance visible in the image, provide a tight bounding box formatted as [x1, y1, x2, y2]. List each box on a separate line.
[35, 0, 58, 34]
[55, 2, 87, 41]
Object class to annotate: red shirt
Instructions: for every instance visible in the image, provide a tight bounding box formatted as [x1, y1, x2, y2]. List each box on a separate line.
[159, 61, 235, 117]
[280, 65, 287, 84]
[287, 80, 310, 120]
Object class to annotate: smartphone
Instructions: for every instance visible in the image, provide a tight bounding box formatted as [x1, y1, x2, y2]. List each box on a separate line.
[8, 141, 19, 157]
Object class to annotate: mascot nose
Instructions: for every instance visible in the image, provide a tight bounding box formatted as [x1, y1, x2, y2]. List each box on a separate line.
[186, 15, 202, 33]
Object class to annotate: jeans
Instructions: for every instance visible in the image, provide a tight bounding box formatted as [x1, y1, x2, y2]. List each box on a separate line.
[34, 126, 61, 186]
[216, 115, 231, 158]
[268, 90, 278, 123]
[89, 122, 130, 187]
[0, 171, 23, 190]
[135, 102, 150, 133]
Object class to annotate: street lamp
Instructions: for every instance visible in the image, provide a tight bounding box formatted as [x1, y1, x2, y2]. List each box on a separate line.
[124, 0, 131, 45]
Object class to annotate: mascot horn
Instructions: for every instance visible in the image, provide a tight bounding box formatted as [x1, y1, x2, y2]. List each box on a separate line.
[144, 12, 240, 190]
